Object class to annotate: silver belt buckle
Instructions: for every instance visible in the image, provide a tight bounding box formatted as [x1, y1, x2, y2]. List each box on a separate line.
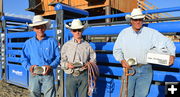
[72, 70, 80, 76]
[33, 66, 45, 75]
[73, 62, 83, 68]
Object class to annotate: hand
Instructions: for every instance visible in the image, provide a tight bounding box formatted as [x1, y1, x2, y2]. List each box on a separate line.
[81, 62, 89, 70]
[121, 60, 131, 69]
[169, 56, 175, 66]
[29, 65, 37, 75]
[43, 65, 52, 75]
[67, 63, 75, 69]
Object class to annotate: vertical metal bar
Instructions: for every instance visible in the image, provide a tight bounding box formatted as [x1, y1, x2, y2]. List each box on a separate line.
[105, 0, 111, 23]
[1, 19, 6, 80]
[105, 0, 111, 42]
[4, 26, 8, 81]
[56, 9, 64, 97]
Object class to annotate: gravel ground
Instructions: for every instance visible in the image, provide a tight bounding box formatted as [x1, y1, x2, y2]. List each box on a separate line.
[0, 80, 29, 97]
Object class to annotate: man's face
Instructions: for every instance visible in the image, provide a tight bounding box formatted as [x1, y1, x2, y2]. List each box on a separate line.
[71, 29, 83, 39]
[33, 25, 46, 37]
[131, 19, 143, 31]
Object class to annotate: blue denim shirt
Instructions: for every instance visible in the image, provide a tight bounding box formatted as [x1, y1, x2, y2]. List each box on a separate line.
[113, 26, 176, 64]
[21, 36, 60, 70]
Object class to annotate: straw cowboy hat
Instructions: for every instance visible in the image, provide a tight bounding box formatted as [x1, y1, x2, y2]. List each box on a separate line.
[125, 8, 145, 20]
[65, 19, 86, 30]
[29, 15, 49, 27]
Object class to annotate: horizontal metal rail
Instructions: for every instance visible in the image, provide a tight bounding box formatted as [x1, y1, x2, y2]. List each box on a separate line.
[89, 17, 180, 26]
[1, 16, 32, 23]
[64, 6, 180, 23]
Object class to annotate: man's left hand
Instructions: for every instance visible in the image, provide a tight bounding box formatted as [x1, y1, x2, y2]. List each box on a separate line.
[43, 65, 52, 75]
[169, 56, 175, 66]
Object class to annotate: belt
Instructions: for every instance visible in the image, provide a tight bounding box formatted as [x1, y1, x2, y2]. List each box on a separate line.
[72, 70, 87, 76]
[135, 64, 145, 67]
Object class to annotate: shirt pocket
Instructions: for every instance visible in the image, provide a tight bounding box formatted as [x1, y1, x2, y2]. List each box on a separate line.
[43, 47, 54, 59]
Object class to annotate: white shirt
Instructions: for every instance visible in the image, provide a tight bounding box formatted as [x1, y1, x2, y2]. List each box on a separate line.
[113, 26, 176, 64]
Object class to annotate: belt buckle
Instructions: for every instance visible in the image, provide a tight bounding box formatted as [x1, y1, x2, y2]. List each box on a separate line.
[72, 70, 80, 76]
[33, 66, 45, 75]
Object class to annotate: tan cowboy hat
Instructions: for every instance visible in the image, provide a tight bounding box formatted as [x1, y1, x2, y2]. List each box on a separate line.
[126, 8, 145, 20]
[29, 15, 49, 27]
[65, 19, 86, 30]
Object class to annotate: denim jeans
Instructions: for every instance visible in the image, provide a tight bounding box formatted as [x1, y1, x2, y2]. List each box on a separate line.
[29, 73, 56, 97]
[122, 64, 152, 97]
[66, 71, 88, 97]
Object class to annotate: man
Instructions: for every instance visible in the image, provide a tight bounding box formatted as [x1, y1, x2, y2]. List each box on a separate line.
[21, 15, 60, 97]
[61, 19, 96, 97]
[113, 8, 175, 97]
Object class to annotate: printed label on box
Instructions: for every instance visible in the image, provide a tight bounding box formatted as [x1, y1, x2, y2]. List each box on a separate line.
[147, 53, 170, 66]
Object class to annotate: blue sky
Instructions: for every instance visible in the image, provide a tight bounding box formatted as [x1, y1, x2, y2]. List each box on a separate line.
[3, 0, 180, 18]
[3, 0, 34, 18]
[147, 0, 180, 17]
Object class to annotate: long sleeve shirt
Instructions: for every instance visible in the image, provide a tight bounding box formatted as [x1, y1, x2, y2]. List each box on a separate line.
[61, 38, 96, 74]
[113, 26, 176, 64]
[21, 36, 60, 70]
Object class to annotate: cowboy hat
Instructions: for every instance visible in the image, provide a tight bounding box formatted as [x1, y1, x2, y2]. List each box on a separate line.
[65, 19, 86, 30]
[126, 8, 145, 20]
[29, 15, 49, 27]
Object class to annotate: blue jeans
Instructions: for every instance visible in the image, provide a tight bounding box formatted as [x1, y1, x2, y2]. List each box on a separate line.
[122, 64, 152, 97]
[66, 71, 88, 97]
[29, 73, 56, 97]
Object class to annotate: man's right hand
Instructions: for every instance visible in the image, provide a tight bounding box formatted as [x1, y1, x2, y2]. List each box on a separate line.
[29, 65, 37, 75]
[121, 60, 131, 69]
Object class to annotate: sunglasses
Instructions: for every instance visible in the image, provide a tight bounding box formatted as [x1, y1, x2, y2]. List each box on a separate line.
[33, 25, 46, 29]
[72, 29, 82, 32]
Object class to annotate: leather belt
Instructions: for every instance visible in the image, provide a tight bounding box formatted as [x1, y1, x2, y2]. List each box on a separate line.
[72, 70, 86, 76]
[136, 64, 145, 67]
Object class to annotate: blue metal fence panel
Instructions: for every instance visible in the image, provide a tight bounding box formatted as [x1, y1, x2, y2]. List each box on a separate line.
[90, 42, 180, 53]
[83, 21, 180, 35]
[147, 85, 165, 97]
[98, 65, 123, 76]
[98, 65, 180, 82]
[6, 30, 56, 39]
[97, 53, 180, 68]
[153, 71, 180, 82]
[64, 7, 180, 22]
[64, 21, 180, 43]
[93, 78, 121, 97]
[93, 78, 166, 97]
[7, 43, 24, 48]
[6, 64, 29, 88]
[1, 16, 32, 23]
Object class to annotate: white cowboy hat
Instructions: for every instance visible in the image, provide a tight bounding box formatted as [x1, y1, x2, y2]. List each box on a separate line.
[65, 19, 86, 30]
[126, 8, 145, 20]
[29, 15, 49, 27]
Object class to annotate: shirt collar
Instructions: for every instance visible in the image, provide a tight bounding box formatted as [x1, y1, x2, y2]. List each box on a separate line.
[131, 26, 143, 34]
[72, 37, 84, 43]
[33, 34, 48, 41]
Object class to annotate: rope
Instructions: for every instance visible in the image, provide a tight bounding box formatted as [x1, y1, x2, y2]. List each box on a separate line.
[85, 62, 99, 96]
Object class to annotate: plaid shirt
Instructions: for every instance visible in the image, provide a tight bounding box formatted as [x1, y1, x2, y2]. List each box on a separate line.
[61, 38, 96, 74]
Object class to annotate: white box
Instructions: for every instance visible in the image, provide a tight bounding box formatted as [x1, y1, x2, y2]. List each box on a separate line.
[147, 52, 170, 66]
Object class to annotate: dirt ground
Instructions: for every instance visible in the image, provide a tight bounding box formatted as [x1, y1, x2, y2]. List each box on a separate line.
[0, 80, 29, 97]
